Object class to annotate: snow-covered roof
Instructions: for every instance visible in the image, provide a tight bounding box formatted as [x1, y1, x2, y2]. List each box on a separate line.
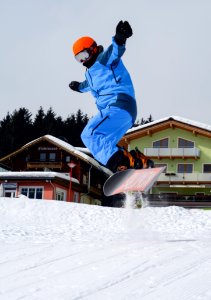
[127, 116, 211, 135]
[6, 135, 112, 177]
[0, 171, 79, 184]
[75, 147, 92, 155]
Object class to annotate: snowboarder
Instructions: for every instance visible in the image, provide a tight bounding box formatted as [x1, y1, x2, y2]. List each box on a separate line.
[69, 21, 142, 172]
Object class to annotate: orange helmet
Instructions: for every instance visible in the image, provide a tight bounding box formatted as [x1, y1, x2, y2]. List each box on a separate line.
[72, 36, 98, 64]
[73, 36, 97, 55]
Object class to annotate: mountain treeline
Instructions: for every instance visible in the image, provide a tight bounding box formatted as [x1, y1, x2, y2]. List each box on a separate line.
[0, 107, 89, 158]
[0, 107, 153, 158]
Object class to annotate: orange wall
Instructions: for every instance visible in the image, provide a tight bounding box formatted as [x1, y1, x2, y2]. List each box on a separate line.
[16, 181, 69, 200]
[0, 180, 75, 201]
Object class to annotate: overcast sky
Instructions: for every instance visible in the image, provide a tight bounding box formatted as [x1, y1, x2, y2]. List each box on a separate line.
[0, 0, 210, 125]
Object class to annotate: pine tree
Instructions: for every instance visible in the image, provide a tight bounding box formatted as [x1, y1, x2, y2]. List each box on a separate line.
[74, 109, 89, 146]
[133, 115, 154, 127]
[0, 113, 13, 157]
[43, 107, 57, 134]
[10, 107, 33, 150]
[33, 106, 46, 138]
[0, 107, 90, 156]
[63, 109, 89, 146]
[63, 113, 76, 145]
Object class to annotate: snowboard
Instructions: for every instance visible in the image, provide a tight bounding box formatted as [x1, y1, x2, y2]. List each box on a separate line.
[103, 166, 166, 197]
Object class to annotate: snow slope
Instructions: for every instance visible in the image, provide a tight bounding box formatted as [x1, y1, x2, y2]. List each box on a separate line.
[1, 196, 211, 300]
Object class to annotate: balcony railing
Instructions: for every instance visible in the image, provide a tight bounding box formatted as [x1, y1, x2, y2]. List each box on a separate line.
[142, 194, 211, 208]
[144, 147, 200, 158]
[27, 161, 64, 170]
[158, 172, 211, 183]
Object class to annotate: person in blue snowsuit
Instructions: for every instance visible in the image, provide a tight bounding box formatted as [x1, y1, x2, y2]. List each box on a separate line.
[69, 21, 137, 172]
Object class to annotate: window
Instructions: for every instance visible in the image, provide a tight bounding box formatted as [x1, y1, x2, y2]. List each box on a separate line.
[2, 183, 17, 198]
[40, 153, 46, 161]
[49, 153, 56, 161]
[66, 156, 70, 162]
[21, 188, 28, 196]
[177, 164, 193, 173]
[4, 191, 16, 198]
[56, 188, 66, 201]
[28, 188, 35, 198]
[153, 138, 168, 148]
[73, 192, 79, 203]
[20, 187, 43, 199]
[36, 188, 43, 199]
[203, 164, 211, 173]
[178, 138, 194, 148]
[57, 193, 64, 201]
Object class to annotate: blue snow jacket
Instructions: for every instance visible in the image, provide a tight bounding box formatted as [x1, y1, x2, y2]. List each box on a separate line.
[78, 37, 137, 122]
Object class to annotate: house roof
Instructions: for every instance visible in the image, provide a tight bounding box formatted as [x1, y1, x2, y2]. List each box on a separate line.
[0, 171, 79, 183]
[123, 116, 211, 141]
[75, 147, 91, 155]
[0, 135, 112, 177]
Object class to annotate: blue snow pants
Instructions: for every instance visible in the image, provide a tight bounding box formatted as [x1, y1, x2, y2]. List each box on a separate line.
[81, 106, 134, 166]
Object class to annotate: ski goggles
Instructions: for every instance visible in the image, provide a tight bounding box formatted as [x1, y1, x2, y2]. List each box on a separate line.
[75, 50, 90, 63]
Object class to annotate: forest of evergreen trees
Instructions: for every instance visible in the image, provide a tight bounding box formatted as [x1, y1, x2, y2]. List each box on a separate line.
[0, 107, 89, 158]
[0, 107, 153, 158]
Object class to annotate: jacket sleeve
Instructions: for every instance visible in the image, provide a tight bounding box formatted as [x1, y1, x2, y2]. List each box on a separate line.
[99, 37, 126, 66]
[78, 80, 90, 93]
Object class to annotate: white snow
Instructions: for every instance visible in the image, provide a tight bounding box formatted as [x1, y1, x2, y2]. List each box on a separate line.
[1, 195, 211, 300]
[0, 171, 81, 186]
[0, 171, 79, 183]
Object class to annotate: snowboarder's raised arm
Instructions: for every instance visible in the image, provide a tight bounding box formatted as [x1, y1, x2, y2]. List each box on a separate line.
[100, 20, 133, 66]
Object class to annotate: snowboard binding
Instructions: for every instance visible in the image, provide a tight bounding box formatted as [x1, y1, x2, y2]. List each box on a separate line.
[106, 147, 154, 173]
[129, 147, 154, 169]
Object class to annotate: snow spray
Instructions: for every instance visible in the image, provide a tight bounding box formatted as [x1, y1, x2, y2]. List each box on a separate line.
[124, 192, 149, 209]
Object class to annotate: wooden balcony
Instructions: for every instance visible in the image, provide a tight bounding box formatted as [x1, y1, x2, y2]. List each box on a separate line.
[144, 147, 200, 159]
[143, 194, 211, 208]
[158, 172, 211, 184]
[27, 161, 64, 170]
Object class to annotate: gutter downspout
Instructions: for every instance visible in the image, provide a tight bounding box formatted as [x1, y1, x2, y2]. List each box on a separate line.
[48, 180, 56, 200]
[87, 165, 92, 194]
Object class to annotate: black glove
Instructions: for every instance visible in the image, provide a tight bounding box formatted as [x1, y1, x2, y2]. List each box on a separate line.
[114, 21, 133, 45]
[69, 81, 81, 93]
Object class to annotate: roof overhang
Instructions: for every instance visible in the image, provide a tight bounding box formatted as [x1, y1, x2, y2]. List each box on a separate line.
[0, 171, 79, 184]
[122, 116, 211, 143]
[0, 135, 112, 177]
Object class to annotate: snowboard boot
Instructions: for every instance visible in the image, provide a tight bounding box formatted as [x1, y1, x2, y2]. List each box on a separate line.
[106, 149, 135, 172]
[130, 147, 154, 169]
[120, 149, 135, 171]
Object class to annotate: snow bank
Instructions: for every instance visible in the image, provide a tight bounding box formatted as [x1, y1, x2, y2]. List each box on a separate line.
[0, 196, 126, 243]
[1, 197, 211, 300]
[1, 196, 211, 243]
